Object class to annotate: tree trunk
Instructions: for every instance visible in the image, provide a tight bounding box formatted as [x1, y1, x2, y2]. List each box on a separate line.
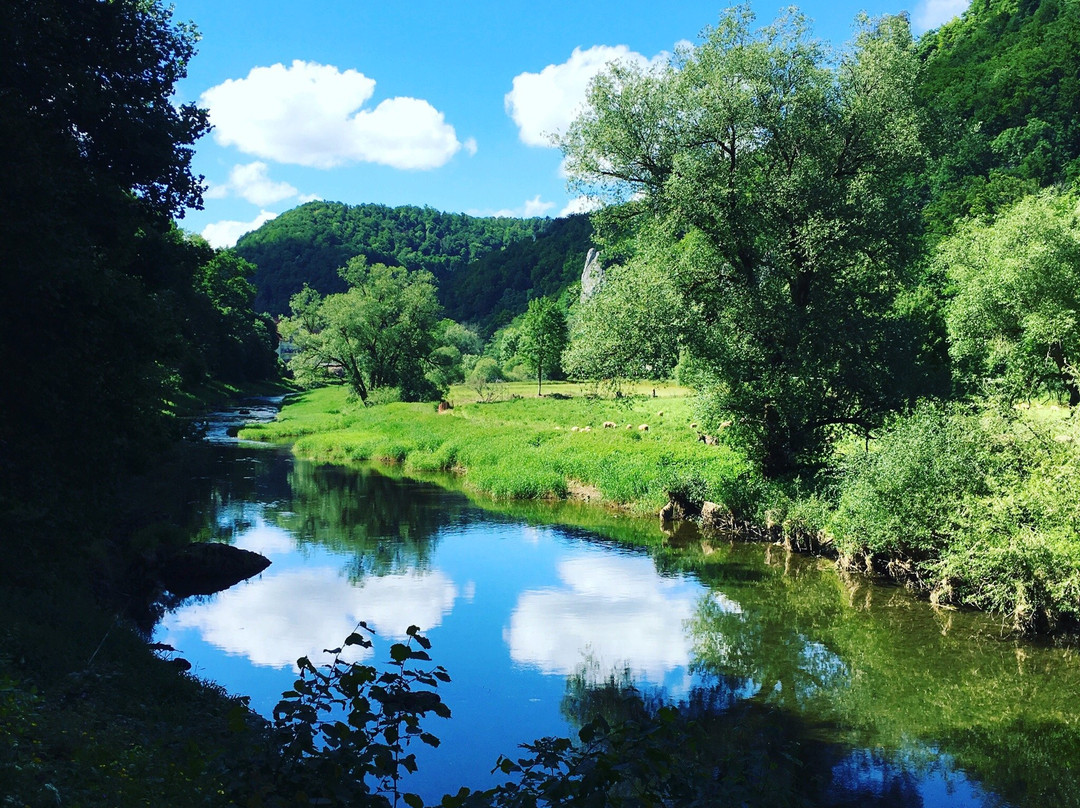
[1048, 341, 1080, 406]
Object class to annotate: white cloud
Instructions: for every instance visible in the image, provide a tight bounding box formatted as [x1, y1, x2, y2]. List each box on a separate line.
[466, 196, 556, 218]
[463, 137, 478, 156]
[913, 0, 969, 31]
[504, 552, 716, 682]
[207, 161, 298, 206]
[523, 195, 556, 216]
[201, 210, 278, 249]
[297, 192, 322, 203]
[170, 567, 459, 670]
[505, 45, 669, 148]
[201, 60, 463, 170]
[559, 195, 603, 217]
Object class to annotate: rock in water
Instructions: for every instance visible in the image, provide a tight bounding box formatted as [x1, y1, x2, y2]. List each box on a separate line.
[580, 247, 605, 302]
[159, 543, 271, 598]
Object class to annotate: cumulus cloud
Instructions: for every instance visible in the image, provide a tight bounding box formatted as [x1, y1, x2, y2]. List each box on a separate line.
[206, 161, 298, 206]
[913, 0, 969, 31]
[505, 552, 718, 682]
[201, 60, 463, 170]
[201, 210, 278, 249]
[523, 195, 556, 216]
[559, 195, 603, 217]
[170, 567, 459, 670]
[467, 195, 556, 218]
[505, 45, 669, 147]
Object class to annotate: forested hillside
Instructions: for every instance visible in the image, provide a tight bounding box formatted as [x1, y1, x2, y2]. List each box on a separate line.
[919, 0, 1080, 234]
[235, 201, 551, 314]
[440, 213, 593, 335]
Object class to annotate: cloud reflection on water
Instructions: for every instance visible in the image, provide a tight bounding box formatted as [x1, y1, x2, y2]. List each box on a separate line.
[505, 552, 721, 682]
[172, 567, 458, 670]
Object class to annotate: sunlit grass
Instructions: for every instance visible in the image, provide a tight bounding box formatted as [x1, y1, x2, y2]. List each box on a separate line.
[241, 383, 749, 515]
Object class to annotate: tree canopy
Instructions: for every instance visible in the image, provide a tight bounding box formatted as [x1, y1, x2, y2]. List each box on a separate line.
[0, 0, 226, 522]
[518, 297, 569, 396]
[281, 259, 445, 403]
[562, 9, 928, 473]
[940, 189, 1080, 405]
[918, 0, 1080, 234]
[562, 242, 683, 384]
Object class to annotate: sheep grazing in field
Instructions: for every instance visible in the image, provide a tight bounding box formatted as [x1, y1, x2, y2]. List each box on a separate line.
[571, 426, 580, 432]
[583, 426, 592, 432]
[719, 420, 732, 429]
[656, 410, 664, 417]
[690, 423, 698, 430]
[626, 424, 633, 429]
[603, 421, 617, 428]
[698, 432, 718, 445]
[638, 423, 650, 432]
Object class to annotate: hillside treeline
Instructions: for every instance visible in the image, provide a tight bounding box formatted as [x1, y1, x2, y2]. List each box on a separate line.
[235, 202, 561, 316]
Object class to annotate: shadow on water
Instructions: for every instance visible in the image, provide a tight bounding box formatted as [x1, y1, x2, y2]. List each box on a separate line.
[557, 668, 969, 808]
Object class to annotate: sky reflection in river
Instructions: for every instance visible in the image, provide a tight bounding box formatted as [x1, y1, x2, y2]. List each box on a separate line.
[153, 446, 1080, 806]
[506, 552, 712, 683]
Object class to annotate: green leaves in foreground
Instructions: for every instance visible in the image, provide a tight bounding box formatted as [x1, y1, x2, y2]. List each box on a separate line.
[255, 623, 450, 808]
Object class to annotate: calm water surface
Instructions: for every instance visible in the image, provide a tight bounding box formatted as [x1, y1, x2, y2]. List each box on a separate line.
[156, 436, 1080, 806]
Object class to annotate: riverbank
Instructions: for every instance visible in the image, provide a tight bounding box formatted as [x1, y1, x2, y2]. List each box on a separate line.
[239, 383, 757, 517]
[0, 381, 298, 807]
[241, 384, 1080, 634]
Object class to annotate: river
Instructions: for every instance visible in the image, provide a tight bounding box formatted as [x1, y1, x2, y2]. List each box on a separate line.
[154, 409, 1080, 806]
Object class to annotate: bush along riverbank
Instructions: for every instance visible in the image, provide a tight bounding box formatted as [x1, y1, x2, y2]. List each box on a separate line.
[242, 384, 1080, 634]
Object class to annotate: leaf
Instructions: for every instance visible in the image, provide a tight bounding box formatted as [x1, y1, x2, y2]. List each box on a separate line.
[420, 732, 441, 748]
[390, 643, 410, 663]
[404, 793, 424, 808]
[344, 631, 372, 648]
[497, 756, 521, 774]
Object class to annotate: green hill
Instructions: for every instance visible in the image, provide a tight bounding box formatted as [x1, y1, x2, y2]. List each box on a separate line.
[236, 201, 551, 315]
[235, 201, 594, 334]
[919, 0, 1080, 232]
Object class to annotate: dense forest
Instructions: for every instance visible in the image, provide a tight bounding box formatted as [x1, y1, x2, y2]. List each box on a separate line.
[438, 213, 592, 335]
[919, 0, 1080, 234]
[234, 201, 557, 315]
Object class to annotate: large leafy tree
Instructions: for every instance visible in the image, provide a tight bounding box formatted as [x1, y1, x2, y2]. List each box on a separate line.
[282, 259, 444, 403]
[0, 0, 212, 526]
[941, 189, 1080, 405]
[562, 9, 928, 474]
[563, 241, 683, 384]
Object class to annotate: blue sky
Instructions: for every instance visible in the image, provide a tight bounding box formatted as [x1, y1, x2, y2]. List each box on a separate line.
[169, 0, 969, 247]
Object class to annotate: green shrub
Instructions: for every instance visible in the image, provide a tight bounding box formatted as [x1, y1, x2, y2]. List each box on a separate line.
[831, 403, 990, 564]
[832, 401, 1080, 630]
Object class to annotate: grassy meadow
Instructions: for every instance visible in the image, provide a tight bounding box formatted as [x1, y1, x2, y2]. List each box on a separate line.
[240, 382, 752, 516]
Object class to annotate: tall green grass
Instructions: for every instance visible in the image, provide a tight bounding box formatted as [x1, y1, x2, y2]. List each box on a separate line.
[241, 384, 752, 515]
